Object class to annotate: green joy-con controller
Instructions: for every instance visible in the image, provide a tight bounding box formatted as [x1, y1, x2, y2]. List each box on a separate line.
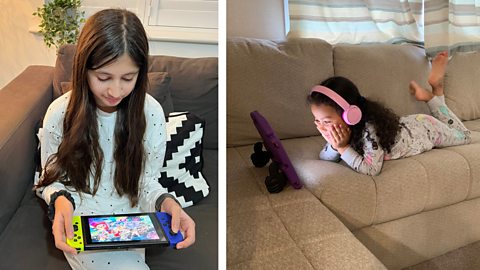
[66, 216, 84, 252]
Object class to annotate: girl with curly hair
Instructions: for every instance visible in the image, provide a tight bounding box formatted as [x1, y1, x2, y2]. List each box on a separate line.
[308, 52, 471, 176]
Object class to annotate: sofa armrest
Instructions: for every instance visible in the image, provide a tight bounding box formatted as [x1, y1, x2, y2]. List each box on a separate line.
[0, 65, 54, 234]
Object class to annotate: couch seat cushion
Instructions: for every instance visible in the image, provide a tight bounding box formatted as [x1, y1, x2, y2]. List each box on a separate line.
[463, 119, 480, 133]
[227, 146, 386, 269]
[275, 135, 480, 230]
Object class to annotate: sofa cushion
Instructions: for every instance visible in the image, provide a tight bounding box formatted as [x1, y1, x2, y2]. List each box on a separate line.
[333, 43, 431, 117]
[272, 136, 480, 230]
[227, 37, 334, 147]
[0, 66, 54, 235]
[146, 72, 174, 115]
[463, 119, 480, 133]
[53, 45, 75, 99]
[444, 51, 480, 121]
[354, 198, 480, 269]
[227, 146, 387, 269]
[149, 56, 218, 150]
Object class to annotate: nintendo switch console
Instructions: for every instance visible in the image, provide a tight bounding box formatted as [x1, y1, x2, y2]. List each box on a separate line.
[250, 111, 303, 189]
[67, 212, 183, 252]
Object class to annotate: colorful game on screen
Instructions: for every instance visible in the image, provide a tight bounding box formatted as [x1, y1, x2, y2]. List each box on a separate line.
[88, 215, 160, 242]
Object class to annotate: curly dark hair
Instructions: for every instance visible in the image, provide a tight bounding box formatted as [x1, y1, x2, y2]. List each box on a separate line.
[308, 76, 401, 156]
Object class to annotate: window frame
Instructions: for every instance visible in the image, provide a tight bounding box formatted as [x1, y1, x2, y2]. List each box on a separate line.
[79, 0, 218, 44]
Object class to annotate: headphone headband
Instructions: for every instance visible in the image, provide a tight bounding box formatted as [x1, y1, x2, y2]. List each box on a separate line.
[310, 85, 350, 111]
[310, 85, 363, 125]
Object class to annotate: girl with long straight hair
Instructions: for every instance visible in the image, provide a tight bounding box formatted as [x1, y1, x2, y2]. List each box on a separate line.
[35, 9, 195, 269]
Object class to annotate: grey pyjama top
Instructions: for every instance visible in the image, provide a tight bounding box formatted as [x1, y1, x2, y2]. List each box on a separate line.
[320, 96, 471, 175]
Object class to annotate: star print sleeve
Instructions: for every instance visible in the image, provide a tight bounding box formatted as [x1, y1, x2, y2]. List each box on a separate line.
[319, 142, 341, 162]
[340, 125, 385, 176]
[36, 99, 69, 204]
[138, 96, 171, 212]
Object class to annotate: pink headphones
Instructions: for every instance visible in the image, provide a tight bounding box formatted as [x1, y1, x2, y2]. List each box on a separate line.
[310, 85, 362, 125]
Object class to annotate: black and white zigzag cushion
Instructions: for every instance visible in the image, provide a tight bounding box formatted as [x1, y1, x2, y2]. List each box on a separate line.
[158, 112, 210, 207]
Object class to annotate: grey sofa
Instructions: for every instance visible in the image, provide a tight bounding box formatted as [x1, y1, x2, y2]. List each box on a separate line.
[227, 37, 480, 269]
[0, 45, 218, 269]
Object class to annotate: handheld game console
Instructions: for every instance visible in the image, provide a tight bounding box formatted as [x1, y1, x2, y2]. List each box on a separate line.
[67, 212, 183, 252]
[250, 111, 303, 189]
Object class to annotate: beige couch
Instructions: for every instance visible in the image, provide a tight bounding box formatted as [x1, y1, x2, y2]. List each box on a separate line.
[227, 37, 480, 269]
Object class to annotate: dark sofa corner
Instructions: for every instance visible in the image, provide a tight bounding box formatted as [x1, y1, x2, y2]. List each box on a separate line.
[0, 45, 218, 270]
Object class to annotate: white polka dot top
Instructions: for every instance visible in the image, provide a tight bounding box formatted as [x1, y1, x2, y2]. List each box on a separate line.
[37, 91, 168, 215]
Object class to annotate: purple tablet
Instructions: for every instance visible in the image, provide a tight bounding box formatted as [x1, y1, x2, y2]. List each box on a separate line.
[250, 111, 302, 189]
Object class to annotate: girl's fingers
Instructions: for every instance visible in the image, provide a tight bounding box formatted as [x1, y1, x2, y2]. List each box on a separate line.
[336, 125, 344, 136]
[332, 125, 341, 140]
[52, 217, 77, 255]
[329, 130, 339, 144]
[177, 213, 196, 249]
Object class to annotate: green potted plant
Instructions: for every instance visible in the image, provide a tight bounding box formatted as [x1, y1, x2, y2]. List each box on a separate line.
[33, 0, 85, 50]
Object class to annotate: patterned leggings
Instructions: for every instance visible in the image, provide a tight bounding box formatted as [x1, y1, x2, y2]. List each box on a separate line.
[424, 95, 471, 148]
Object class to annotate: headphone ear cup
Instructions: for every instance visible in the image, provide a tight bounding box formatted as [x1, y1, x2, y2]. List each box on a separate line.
[343, 105, 362, 125]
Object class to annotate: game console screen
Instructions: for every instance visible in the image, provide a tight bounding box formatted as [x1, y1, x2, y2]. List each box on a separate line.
[88, 215, 162, 243]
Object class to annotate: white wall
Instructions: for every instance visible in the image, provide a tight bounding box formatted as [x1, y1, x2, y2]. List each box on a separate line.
[227, 0, 287, 41]
[0, 0, 57, 89]
[0, 1, 218, 89]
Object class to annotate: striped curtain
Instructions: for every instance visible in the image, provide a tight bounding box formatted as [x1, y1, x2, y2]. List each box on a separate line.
[288, 0, 480, 57]
[424, 0, 480, 56]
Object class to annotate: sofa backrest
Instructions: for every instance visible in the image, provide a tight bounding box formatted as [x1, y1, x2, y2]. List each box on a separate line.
[227, 38, 334, 147]
[443, 51, 480, 121]
[227, 38, 434, 147]
[333, 44, 431, 118]
[53, 45, 218, 149]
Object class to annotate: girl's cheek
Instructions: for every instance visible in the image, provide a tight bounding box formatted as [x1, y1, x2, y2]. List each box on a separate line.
[322, 125, 334, 133]
[318, 126, 330, 135]
[321, 129, 332, 138]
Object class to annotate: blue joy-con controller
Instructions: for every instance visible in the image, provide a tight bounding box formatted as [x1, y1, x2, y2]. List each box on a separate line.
[156, 212, 184, 248]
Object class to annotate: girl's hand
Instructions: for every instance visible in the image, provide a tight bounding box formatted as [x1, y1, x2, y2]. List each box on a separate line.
[161, 198, 196, 249]
[52, 196, 77, 255]
[329, 124, 351, 153]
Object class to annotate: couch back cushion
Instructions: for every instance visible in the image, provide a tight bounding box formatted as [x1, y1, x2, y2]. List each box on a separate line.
[444, 51, 480, 121]
[333, 43, 431, 117]
[53, 45, 218, 149]
[227, 38, 334, 147]
[149, 56, 218, 149]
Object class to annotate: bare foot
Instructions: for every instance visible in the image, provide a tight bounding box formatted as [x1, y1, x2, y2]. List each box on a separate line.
[428, 51, 448, 96]
[409, 80, 434, 102]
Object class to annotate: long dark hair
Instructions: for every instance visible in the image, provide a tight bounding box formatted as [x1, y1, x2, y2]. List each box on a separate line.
[308, 76, 400, 155]
[36, 9, 149, 207]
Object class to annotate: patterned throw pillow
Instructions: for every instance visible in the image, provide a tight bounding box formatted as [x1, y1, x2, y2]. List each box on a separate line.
[158, 112, 210, 207]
